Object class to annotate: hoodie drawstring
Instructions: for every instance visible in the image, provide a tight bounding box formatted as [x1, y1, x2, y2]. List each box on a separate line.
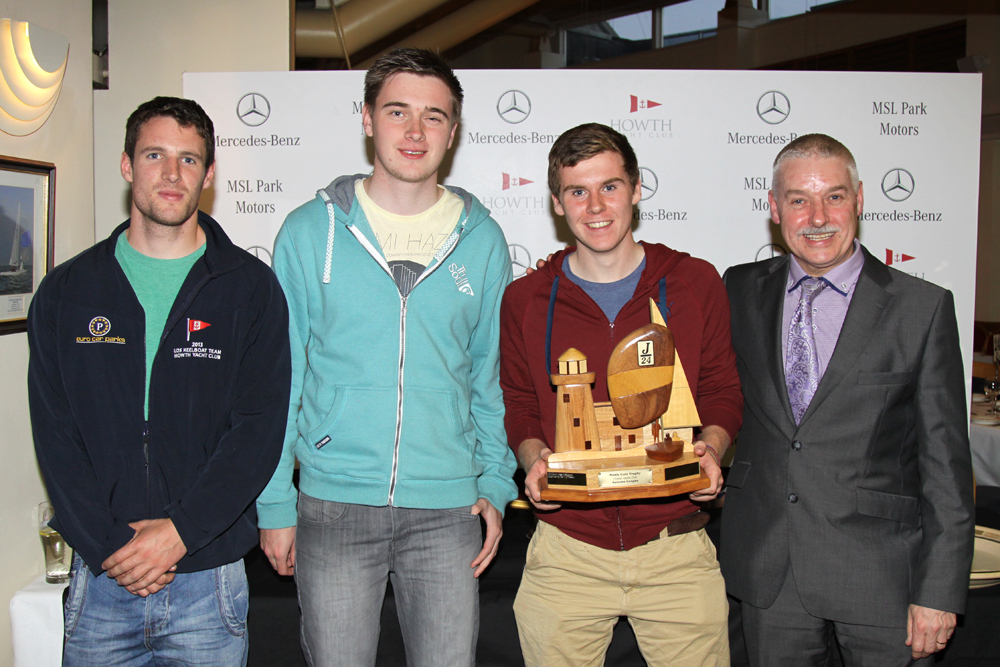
[658, 277, 672, 326]
[317, 188, 336, 284]
[545, 276, 560, 374]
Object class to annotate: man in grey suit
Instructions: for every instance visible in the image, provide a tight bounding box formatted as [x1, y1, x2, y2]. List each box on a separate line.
[720, 133, 974, 666]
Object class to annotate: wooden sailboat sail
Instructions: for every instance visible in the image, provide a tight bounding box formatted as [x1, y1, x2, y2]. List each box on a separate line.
[649, 299, 701, 430]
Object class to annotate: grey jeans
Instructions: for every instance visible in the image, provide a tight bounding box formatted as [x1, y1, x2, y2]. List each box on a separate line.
[294, 493, 481, 667]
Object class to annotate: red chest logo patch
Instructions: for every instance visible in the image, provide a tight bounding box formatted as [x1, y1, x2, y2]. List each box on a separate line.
[187, 318, 211, 341]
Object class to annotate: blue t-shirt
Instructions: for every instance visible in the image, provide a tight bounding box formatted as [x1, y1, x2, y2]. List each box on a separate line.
[563, 254, 646, 323]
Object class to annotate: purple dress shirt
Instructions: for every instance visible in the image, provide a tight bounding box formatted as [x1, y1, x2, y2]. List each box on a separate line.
[781, 240, 865, 380]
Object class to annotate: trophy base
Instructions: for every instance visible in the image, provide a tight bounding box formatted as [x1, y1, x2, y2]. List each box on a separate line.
[540, 448, 709, 502]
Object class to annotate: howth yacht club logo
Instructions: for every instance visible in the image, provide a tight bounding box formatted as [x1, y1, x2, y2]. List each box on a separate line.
[630, 96, 661, 113]
[502, 173, 533, 190]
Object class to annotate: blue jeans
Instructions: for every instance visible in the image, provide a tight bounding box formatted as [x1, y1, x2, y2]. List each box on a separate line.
[295, 494, 481, 667]
[62, 553, 249, 667]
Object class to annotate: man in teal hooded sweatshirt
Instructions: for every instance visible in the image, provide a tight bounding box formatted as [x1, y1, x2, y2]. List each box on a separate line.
[256, 48, 517, 666]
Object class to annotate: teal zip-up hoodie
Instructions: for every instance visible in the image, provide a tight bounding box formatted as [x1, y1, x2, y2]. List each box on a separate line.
[257, 175, 517, 528]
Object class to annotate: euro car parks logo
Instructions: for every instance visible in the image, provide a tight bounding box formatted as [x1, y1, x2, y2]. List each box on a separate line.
[757, 91, 790, 125]
[885, 249, 915, 266]
[881, 168, 914, 202]
[77, 316, 125, 344]
[89, 317, 111, 337]
[237, 93, 270, 127]
[630, 96, 661, 113]
[639, 168, 658, 201]
[509, 244, 532, 278]
[502, 174, 533, 190]
[497, 90, 531, 124]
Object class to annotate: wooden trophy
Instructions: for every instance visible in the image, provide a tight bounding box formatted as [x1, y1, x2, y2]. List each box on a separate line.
[539, 299, 710, 502]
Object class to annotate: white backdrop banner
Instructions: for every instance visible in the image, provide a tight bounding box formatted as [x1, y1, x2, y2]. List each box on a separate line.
[183, 69, 982, 361]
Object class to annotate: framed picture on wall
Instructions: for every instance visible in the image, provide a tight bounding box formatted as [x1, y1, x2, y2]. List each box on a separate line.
[0, 156, 55, 335]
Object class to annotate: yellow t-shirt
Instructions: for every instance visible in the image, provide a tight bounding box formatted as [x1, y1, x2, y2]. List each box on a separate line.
[355, 179, 464, 294]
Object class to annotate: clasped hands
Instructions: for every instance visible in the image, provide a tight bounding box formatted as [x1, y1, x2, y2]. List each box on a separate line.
[101, 518, 187, 597]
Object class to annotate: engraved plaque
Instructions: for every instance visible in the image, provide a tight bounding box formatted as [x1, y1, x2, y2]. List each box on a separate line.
[597, 468, 653, 488]
[547, 472, 588, 486]
[664, 462, 701, 481]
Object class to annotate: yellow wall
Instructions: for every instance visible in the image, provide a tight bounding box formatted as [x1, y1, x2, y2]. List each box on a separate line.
[93, 0, 291, 240]
[1, 1, 289, 664]
[0, 2, 94, 665]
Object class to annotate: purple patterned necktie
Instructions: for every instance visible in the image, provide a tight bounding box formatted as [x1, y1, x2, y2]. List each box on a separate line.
[786, 278, 826, 424]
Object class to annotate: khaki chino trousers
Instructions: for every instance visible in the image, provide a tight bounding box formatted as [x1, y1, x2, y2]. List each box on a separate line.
[514, 521, 729, 667]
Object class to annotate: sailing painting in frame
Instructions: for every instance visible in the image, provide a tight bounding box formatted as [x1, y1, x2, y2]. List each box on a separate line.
[0, 156, 54, 335]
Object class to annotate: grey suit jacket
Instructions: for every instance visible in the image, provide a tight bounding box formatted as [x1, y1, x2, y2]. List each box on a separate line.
[720, 245, 974, 627]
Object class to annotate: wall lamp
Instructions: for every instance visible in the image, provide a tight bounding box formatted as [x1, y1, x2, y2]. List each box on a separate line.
[0, 19, 69, 137]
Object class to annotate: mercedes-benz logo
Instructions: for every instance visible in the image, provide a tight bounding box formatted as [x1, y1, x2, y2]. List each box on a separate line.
[246, 245, 273, 267]
[755, 244, 787, 261]
[497, 90, 531, 124]
[881, 168, 914, 202]
[237, 93, 271, 127]
[509, 243, 532, 278]
[756, 91, 790, 125]
[639, 167, 658, 201]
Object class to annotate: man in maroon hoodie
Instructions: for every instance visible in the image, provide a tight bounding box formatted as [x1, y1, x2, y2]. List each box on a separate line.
[500, 123, 743, 667]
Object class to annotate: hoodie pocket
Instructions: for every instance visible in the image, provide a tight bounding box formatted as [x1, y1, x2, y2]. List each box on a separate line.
[302, 386, 349, 448]
[397, 386, 472, 480]
[300, 386, 397, 477]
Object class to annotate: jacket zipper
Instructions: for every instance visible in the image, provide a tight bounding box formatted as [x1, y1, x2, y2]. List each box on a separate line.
[135, 307, 152, 518]
[346, 223, 466, 505]
[141, 270, 216, 518]
[143, 424, 151, 517]
[388, 296, 408, 503]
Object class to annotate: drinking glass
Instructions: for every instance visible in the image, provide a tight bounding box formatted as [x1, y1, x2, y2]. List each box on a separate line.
[38, 501, 71, 583]
[985, 379, 1000, 416]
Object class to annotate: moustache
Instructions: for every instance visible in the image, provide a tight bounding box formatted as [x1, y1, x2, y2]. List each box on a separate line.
[798, 226, 839, 237]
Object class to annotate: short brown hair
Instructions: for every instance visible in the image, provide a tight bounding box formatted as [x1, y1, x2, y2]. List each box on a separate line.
[364, 48, 463, 121]
[124, 96, 215, 168]
[548, 123, 640, 198]
[773, 133, 858, 191]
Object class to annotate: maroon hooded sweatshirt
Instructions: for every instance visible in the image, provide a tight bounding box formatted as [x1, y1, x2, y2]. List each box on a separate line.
[500, 242, 743, 550]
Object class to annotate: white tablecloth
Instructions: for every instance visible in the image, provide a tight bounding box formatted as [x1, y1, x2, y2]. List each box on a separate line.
[9, 574, 67, 667]
[971, 402, 1000, 487]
